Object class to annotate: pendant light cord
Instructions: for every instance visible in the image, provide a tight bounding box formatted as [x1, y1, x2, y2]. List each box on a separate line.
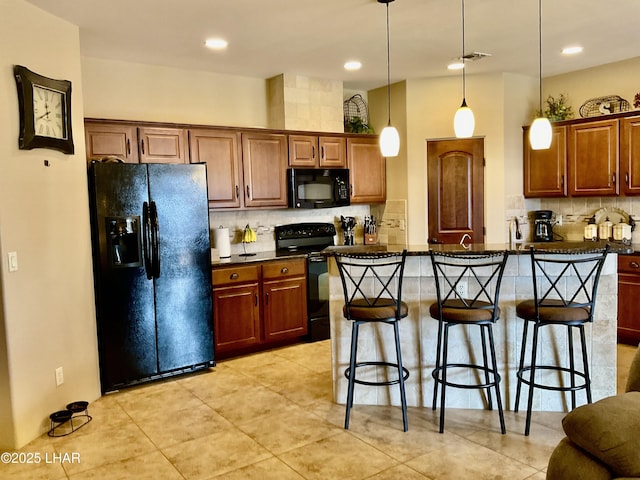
[461, 0, 466, 101]
[538, 0, 543, 114]
[385, 1, 392, 126]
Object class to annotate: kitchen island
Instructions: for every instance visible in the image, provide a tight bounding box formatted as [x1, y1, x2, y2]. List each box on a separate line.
[326, 242, 625, 414]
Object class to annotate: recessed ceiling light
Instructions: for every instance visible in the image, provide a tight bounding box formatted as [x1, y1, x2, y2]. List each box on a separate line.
[344, 61, 362, 71]
[205, 38, 228, 50]
[448, 61, 465, 70]
[562, 45, 583, 55]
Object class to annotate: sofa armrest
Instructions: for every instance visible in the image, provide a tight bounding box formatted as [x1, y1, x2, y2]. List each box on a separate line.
[625, 344, 640, 393]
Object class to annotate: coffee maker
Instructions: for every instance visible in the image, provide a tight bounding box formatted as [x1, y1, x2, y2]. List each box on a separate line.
[533, 210, 554, 242]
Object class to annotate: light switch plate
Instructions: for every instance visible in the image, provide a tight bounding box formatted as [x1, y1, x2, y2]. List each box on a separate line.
[8, 252, 18, 272]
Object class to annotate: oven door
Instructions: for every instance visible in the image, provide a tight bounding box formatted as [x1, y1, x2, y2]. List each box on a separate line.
[307, 254, 330, 341]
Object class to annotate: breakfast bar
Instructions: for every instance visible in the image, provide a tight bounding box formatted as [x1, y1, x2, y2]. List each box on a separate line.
[326, 242, 624, 413]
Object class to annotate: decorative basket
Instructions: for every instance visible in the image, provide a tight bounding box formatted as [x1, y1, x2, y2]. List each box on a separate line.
[343, 94, 372, 133]
[579, 95, 630, 117]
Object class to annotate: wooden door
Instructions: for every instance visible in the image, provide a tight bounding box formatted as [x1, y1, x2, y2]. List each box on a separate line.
[319, 136, 347, 168]
[617, 255, 640, 345]
[241, 133, 288, 207]
[620, 116, 640, 196]
[85, 122, 138, 163]
[138, 127, 188, 164]
[568, 119, 619, 196]
[427, 138, 484, 244]
[189, 129, 242, 208]
[523, 126, 567, 197]
[289, 135, 318, 167]
[347, 137, 386, 203]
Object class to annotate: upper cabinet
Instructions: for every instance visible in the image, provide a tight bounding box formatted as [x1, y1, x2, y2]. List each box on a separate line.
[84, 121, 187, 164]
[189, 128, 242, 208]
[288, 134, 346, 168]
[85, 121, 138, 163]
[620, 115, 640, 196]
[138, 127, 188, 164]
[241, 132, 288, 208]
[522, 112, 640, 198]
[347, 137, 386, 203]
[567, 119, 618, 196]
[523, 125, 567, 198]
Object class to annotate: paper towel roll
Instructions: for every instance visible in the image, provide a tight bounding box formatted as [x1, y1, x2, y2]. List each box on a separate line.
[213, 227, 231, 258]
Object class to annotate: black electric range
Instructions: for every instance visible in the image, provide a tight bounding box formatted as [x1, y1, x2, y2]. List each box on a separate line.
[275, 223, 336, 342]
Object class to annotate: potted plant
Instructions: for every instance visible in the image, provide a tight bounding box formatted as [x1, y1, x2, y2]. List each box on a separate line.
[540, 93, 574, 121]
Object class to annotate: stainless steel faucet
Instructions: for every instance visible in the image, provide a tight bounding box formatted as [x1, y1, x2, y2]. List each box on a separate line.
[509, 217, 523, 246]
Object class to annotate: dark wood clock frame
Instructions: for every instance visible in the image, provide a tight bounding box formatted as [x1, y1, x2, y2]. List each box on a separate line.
[13, 65, 74, 154]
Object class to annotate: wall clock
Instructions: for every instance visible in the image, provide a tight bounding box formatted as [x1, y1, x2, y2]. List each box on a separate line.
[13, 65, 74, 154]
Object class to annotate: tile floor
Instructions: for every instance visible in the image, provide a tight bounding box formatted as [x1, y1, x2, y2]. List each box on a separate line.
[3, 342, 636, 480]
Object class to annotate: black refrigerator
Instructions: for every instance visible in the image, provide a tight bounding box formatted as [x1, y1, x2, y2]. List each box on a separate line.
[88, 161, 214, 393]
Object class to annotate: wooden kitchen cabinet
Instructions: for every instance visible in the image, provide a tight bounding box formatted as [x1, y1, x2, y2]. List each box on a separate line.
[347, 136, 386, 203]
[241, 132, 288, 207]
[288, 135, 346, 168]
[212, 265, 262, 355]
[138, 126, 188, 164]
[523, 126, 567, 197]
[620, 115, 640, 195]
[617, 254, 640, 345]
[189, 128, 243, 208]
[567, 119, 619, 196]
[85, 121, 139, 163]
[212, 258, 307, 358]
[262, 259, 308, 342]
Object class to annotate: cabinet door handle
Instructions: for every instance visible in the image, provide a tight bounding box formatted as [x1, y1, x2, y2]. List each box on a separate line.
[235, 185, 239, 199]
[630, 261, 639, 269]
[265, 292, 269, 305]
[280, 267, 289, 274]
[229, 272, 239, 280]
[141, 139, 145, 155]
[321, 146, 325, 160]
[312, 146, 316, 160]
[626, 173, 630, 186]
[561, 175, 564, 186]
[255, 293, 258, 306]
[612, 173, 616, 184]
[246, 185, 251, 199]
[126, 139, 131, 156]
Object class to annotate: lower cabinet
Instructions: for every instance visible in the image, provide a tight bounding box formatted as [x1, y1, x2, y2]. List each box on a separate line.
[212, 258, 307, 358]
[618, 254, 640, 345]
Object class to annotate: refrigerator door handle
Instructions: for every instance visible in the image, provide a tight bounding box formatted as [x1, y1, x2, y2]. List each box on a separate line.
[142, 201, 153, 279]
[150, 201, 160, 278]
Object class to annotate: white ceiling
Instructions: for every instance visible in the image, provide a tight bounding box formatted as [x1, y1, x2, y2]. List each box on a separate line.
[26, 0, 640, 91]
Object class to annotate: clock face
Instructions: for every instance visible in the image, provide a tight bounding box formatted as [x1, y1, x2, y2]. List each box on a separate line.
[32, 84, 66, 139]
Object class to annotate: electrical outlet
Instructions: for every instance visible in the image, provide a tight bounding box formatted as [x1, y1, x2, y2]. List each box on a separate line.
[455, 282, 467, 298]
[55, 367, 64, 386]
[556, 214, 563, 226]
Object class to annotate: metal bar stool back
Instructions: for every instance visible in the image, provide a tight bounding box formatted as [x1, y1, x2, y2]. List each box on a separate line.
[515, 246, 609, 435]
[334, 250, 410, 431]
[429, 250, 509, 434]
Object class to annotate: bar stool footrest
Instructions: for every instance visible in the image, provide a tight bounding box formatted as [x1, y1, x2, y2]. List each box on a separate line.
[432, 363, 501, 390]
[517, 365, 589, 392]
[345, 361, 410, 387]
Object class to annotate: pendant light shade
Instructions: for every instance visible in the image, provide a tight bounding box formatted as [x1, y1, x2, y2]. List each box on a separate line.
[380, 125, 400, 157]
[454, 0, 474, 138]
[530, 0, 552, 150]
[529, 117, 552, 150]
[378, 0, 399, 157]
[454, 99, 475, 139]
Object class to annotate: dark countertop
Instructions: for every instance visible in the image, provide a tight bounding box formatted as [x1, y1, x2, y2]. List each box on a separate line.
[322, 240, 636, 256]
[211, 250, 307, 268]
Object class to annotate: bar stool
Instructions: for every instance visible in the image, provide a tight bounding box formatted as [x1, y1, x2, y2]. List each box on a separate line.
[334, 250, 410, 431]
[429, 250, 509, 434]
[515, 246, 609, 436]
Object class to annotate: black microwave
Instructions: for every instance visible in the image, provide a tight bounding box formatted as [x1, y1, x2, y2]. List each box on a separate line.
[287, 168, 350, 209]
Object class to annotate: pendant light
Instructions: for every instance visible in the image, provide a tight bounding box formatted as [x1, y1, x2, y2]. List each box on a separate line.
[529, 0, 552, 150]
[378, 0, 400, 157]
[454, 0, 475, 138]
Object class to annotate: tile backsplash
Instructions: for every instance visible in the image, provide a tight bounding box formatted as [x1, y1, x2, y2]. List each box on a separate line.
[507, 196, 640, 243]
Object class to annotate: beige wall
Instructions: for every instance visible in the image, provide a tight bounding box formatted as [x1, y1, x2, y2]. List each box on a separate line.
[0, 0, 100, 449]
[81, 57, 269, 127]
[543, 57, 640, 118]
